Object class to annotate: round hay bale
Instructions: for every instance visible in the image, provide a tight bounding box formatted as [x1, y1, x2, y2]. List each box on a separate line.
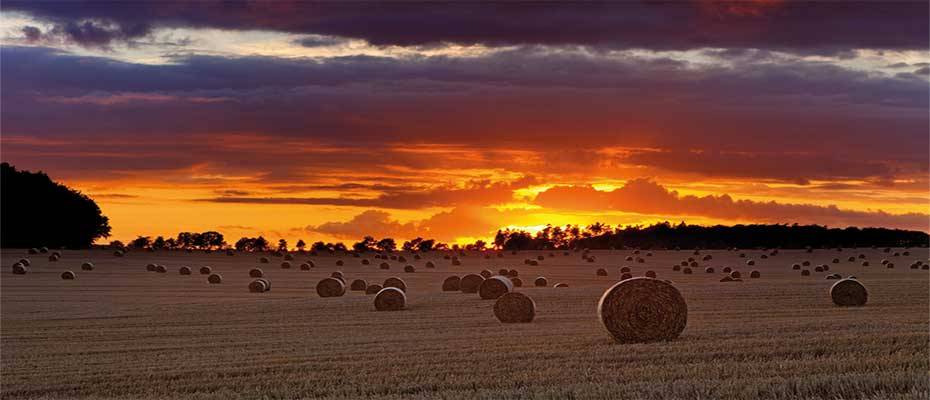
[179, 266, 192, 275]
[620, 272, 633, 280]
[620, 266, 631, 273]
[529, 260, 540, 266]
[260, 257, 270, 264]
[451, 258, 462, 266]
[383, 277, 407, 292]
[508, 269, 518, 277]
[746, 260, 755, 266]
[801, 269, 811, 276]
[60, 270, 76, 280]
[792, 264, 801, 270]
[350, 279, 368, 291]
[362, 259, 370, 265]
[374, 287, 406, 311]
[12, 263, 27, 274]
[553, 283, 569, 288]
[704, 267, 714, 273]
[478, 276, 513, 300]
[533, 276, 548, 287]
[480, 269, 493, 279]
[923, 265, 929, 270]
[48, 254, 60, 262]
[199, 266, 212, 275]
[861, 261, 870, 266]
[316, 278, 346, 297]
[814, 266, 824, 272]
[494, 292, 536, 323]
[645, 270, 657, 278]
[858, 254, 866, 259]
[442, 276, 461, 291]
[673, 265, 681, 271]
[280, 261, 291, 269]
[300, 263, 312, 270]
[881, 259, 889, 265]
[682, 267, 693, 274]
[398, 256, 406, 263]
[249, 268, 264, 278]
[40, 247, 49, 253]
[379, 262, 390, 270]
[723, 266, 732, 273]
[331, 271, 344, 280]
[750, 270, 760, 278]
[404, 265, 416, 273]
[636, 257, 645, 263]
[365, 284, 382, 294]
[739, 253, 746, 258]
[832, 258, 840, 264]
[886, 263, 895, 269]
[596, 268, 608, 276]
[498, 268, 509, 276]
[336, 260, 344, 266]
[625, 256, 634, 262]
[825, 273, 841, 280]
[249, 279, 267, 293]
[847, 256, 856, 262]
[760, 254, 768, 259]
[689, 261, 699, 268]
[729, 271, 741, 279]
[597, 278, 687, 343]
[155, 265, 167, 273]
[28, 248, 38, 255]
[284, 253, 294, 261]
[146, 263, 157, 271]
[113, 250, 125, 257]
[460, 274, 485, 293]
[702, 255, 712, 261]
[822, 265, 830, 271]
[720, 276, 733, 282]
[208, 273, 222, 284]
[257, 277, 271, 290]
[537, 255, 545, 261]
[512, 277, 523, 287]
[425, 261, 436, 268]
[81, 262, 94, 271]
[680, 261, 688, 266]
[830, 278, 867, 306]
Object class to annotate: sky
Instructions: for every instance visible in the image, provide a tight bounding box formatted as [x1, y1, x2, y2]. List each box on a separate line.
[1, 1, 928, 245]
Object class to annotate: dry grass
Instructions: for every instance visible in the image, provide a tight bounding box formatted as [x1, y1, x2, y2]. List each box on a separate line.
[1, 248, 928, 399]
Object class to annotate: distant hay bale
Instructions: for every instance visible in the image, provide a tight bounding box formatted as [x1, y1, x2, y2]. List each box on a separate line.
[442, 276, 461, 291]
[226, 249, 235, 256]
[81, 262, 94, 271]
[61, 270, 76, 280]
[886, 263, 895, 269]
[704, 267, 714, 273]
[257, 278, 271, 291]
[683, 267, 693, 274]
[719, 276, 734, 282]
[336, 260, 344, 266]
[365, 284, 383, 294]
[498, 268, 509, 276]
[460, 274, 485, 293]
[451, 258, 462, 266]
[199, 266, 212, 275]
[620, 266, 631, 273]
[494, 292, 536, 323]
[425, 261, 436, 268]
[723, 267, 732, 273]
[48, 254, 60, 262]
[398, 256, 407, 263]
[902, 251, 910, 256]
[760, 254, 768, 259]
[280, 261, 291, 269]
[512, 277, 523, 287]
[284, 253, 294, 261]
[374, 287, 407, 311]
[480, 269, 493, 279]
[750, 270, 760, 278]
[822, 265, 830, 271]
[689, 261, 699, 268]
[529, 260, 540, 266]
[625, 256, 634, 262]
[801, 269, 811, 276]
[331, 271, 344, 280]
[858, 254, 866, 259]
[702, 255, 712, 261]
[792, 264, 801, 270]
[350, 279, 368, 291]
[814, 266, 824, 272]
[673, 265, 681, 271]
[646, 252, 653, 257]
[316, 278, 346, 297]
[597, 278, 687, 343]
[739, 253, 746, 258]
[300, 263, 312, 270]
[881, 259, 889, 265]
[478, 276, 513, 300]
[636, 257, 645, 263]
[249, 279, 267, 293]
[12, 263, 27, 274]
[362, 259, 370, 265]
[248, 268, 264, 278]
[156, 265, 167, 273]
[746, 260, 755, 266]
[861, 261, 870, 266]
[534, 276, 548, 287]
[729, 271, 741, 279]
[114, 250, 125, 257]
[404, 265, 416, 273]
[377, 261, 391, 270]
[260, 257, 270, 264]
[830, 278, 868, 306]
[832, 258, 840, 264]
[596, 268, 608, 276]
[179, 266, 192, 275]
[383, 277, 408, 292]
[585, 257, 595, 263]
[553, 283, 568, 288]
[28, 248, 38, 255]
[922, 265, 928, 270]
[40, 247, 49, 253]
[847, 256, 856, 262]
[620, 272, 633, 280]
[825, 273, 842, 280]
[537, 255, 545, 261]
[508, 269, 518, 277]
[390, 255, 397, 261]
[645, 271, 656, 278]
[146, 263, 157, 272]
[208, 273, 222, 284]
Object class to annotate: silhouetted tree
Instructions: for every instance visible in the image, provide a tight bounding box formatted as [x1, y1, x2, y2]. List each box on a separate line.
[353, 236, 377, 252]
[130, 236, 151, 249]
[1, 163, 111, 248]
[376, 237, 396, 252]
[277, 239, 288, 251]
[152, 236, 166, 250]
[418, 239, 436, 252]
[296, 239, 306, 251]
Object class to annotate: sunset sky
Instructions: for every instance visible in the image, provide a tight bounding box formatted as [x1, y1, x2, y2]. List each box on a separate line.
[1, 1, 928, 245]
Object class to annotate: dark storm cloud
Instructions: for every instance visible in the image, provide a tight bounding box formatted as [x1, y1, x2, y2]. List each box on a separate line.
[4, 1, 927, 54]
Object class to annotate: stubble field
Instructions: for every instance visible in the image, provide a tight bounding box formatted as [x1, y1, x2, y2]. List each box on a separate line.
[2, 247, 928, 399]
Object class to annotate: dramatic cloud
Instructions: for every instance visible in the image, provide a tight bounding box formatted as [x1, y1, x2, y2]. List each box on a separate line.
[306, 207, 518, 242]
[4, 1, 927, 54]
[534, 179, 929, 231]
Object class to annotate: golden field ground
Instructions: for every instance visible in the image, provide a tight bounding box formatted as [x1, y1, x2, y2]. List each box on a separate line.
[2, 247, 928, 400]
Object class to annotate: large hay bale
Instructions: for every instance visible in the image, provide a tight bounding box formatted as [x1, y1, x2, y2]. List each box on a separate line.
[822, 265, 830, 271]
[722, 266, 732, 273]
[257, 278, 272, 291]
[199, 266, 212, 275]
[60, 270, 76, 280]
[260, 257, 270, 264]
[830, 278, 867, 306]
[350, 279, 368, 291]
[537, 255, 545, 261]
[442, 276, 461, 291]
[316, 278, 346, 297]
[146, 263, 157, 271]
[383, 277, 407, 292]
[249, 268, 264, 278]
[832, 258, 840, 264]
[12, 263, 27, 274]
[554, 282, 568, 288]
[208, 273, 222, 284]
[47, 253, 60, 261]
[529, 260, 540, 266]
[478, 276, 513, 300]
[750, 270, 760, 278]
[645, 270, 657, 278]
[404, 265, 416, 273]
[689, 261, 699, 268]
[620, 272, 633, 280]
[281, 261, 291, 269]
[534, 276, 548, 287]
[460, 274, 485, 293]
[249, 279, 267, 293]
[81, 262, 94, 271]
[494, 292, 536, 323]
[814, 266, 824, 272]
[365, 284, 383, 294]
[596, 268, 608, 276]
[719, 276, 734, 282]
[451, 258, 462, 266]
[597, 278, 687, 343]
[861, 261, 870, 266]
[179, 266, 192, 275]
[374, 287, 407, 311]
[379, 262, 390, 270]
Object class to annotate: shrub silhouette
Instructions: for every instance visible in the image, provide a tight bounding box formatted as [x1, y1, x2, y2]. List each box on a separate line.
[1, 163, 111, 248]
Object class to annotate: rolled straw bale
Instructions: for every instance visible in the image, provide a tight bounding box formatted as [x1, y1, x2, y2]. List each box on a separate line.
[830, 278, 867, 306]
[81, 262, 94, 271]
[383, 277, 407, 292]
[374, 287, 406, 311]
[365, 284, 383, 294]
[596, 268, 608, 276]
[208, 273, 222, 284]
[478, 276, 513, 300]
[249, 279, 267, 293]
[442, 276, 461, 291]
[534, 276, 548, 287]
[480, 269, 493, 278]
[460, 274, 484, 293]
[350, 279, 368, 291]
[249, 268, 264, 278]
[179, 266, 192, 275]
[493, 292, 536, 323]
[554, 283, 568, 288]
[512, 277, 523, 287]
[645, 271, 657, 278]
[596, 277, 687, 343]
[316, 278, 346, 297]
[61, 270, 76, 280]
[199, 266, 212, 275]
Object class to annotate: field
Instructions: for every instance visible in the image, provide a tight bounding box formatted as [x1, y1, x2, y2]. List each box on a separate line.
[2, 247, 928, 399]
